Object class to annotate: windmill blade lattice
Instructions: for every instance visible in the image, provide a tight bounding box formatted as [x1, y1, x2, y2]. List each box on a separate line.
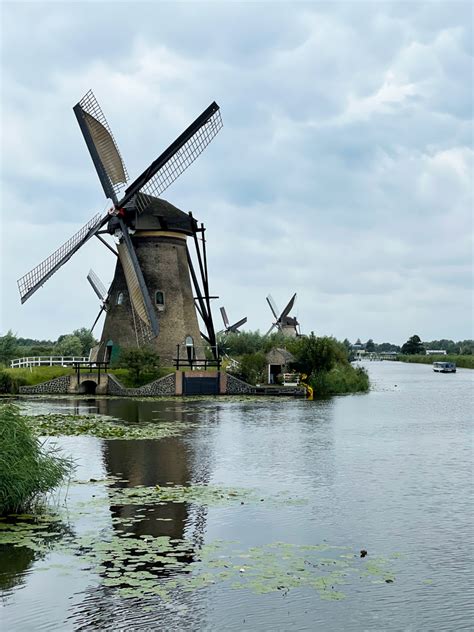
[121, 103, 223, 214]
[18, 212, 106, 304]
[87, 269, 107, 302]
[266, 295, 280, 320]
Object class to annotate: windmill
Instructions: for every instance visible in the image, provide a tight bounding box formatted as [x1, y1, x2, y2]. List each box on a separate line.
[219, 306, 247, 334]
[265, 293, 300, 337]
[17, 90, 223, 364]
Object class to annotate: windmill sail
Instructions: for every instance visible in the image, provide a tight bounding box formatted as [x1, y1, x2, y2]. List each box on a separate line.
[266, 295, 279, 320]
[220, 306, 229, 328]
[116, 217, 158, 341]
[228, 317, 247, 332]
[120, 102, 222, 214]
[18, 212, 107, 304]
[87, 269, 107, 302]
[74, 90, 129, 202]
[280, 293, 297, 320]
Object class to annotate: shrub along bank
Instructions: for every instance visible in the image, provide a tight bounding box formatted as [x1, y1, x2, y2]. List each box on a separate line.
[0, 404, 73, 515]
[227, 333, 370, 397]
[397, 354, 474, 369]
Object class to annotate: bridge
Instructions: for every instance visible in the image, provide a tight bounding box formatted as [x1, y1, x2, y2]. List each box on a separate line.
[11, 356, 90, 368]
[353, 351, 399, 361]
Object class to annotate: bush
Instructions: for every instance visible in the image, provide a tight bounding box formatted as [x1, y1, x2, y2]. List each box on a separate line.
[117, 348, 162, 386]
[0, 370, 17, 394]
[310, 364, 369, 397]
[292, 334, 348, 375]
[0, 404, 74, 515]
[234, 352, 267, 385]
[111, 367, 172, 388]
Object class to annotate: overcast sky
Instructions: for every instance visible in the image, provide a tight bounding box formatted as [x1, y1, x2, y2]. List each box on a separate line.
[1, 1, 472, 345]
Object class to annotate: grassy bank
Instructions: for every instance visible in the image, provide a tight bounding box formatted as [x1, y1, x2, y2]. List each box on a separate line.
[310, 364, 369, 397]
[0, 367, 73, 394]
[0, 404, 73, 515]
[397, 355, 474, 369]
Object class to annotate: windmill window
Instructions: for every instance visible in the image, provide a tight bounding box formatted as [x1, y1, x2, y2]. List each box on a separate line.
[155, 290, 165, 310]
[116, 292, 124, 305]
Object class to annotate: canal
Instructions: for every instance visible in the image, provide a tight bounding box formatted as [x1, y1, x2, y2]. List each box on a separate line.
[1, 362, 472, 631]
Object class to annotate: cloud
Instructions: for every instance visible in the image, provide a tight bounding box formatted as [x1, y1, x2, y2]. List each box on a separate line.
[1, 2, 472, 345]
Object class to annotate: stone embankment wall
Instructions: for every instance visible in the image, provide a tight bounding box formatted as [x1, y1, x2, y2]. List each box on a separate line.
[225, 374, 256, 395]
[107, 373, 176, 396]
[18, 372, 254, 396]
[20, 375, 71, 395]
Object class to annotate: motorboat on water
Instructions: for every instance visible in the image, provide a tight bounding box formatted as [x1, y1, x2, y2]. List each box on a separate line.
[433, 361, 457, 373]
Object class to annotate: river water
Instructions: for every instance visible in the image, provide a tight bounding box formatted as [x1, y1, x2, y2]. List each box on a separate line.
[1, 361, 472, 631]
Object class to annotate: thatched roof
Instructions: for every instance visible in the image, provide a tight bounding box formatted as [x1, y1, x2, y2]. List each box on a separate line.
[266, 347, 295, 364]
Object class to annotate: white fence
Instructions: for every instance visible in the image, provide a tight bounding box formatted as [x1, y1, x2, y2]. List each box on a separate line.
[283, 373, 300, 386]
[11, 356, 89, 368]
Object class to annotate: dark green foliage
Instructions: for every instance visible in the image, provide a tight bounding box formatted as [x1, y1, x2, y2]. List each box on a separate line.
[376, 342, 401, 352]
[119, 348, 161, 384]
[401, 335, 425, 355]
[54, 334, 83, 356]
[72, 328, 97, 356]
[235, 352, 267, 385]
[0, 370, 16, 394]
[310, 365, 369, 396]
[292, 334, 348, 375]
[0, 331, 18, 366]
[365, 339, 376, 352]
[218, 330, 292, 357]
[398, 355, 474, 369]
[0, 404, 74, 515]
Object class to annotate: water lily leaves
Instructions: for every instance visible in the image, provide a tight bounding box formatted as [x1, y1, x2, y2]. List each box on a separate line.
[20, 413, 191, 441]
[105, 484, 258, 507]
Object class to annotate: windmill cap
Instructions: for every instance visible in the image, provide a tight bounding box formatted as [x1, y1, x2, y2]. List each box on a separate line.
[114, 194, 197, 235]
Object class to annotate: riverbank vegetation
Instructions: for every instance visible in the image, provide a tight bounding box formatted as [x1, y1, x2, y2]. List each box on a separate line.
[0, 404, 73, 515]
[223, 332, 369, 396]
[397, 354, 474, 369]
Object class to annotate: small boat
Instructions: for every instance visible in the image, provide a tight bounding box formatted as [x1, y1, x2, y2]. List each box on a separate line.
[433, 361, 456, 373]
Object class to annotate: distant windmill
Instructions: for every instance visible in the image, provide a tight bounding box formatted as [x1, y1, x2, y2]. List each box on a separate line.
[265, 293, 300, 337]
[17, 90, 223, 364]
[219, 307, 247, 334]
[87, 269, 110, 332]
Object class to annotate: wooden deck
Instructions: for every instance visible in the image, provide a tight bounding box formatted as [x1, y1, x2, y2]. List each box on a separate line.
[254, 385, 305, 397]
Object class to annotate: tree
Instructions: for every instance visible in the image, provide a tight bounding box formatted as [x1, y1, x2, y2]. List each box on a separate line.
[0, 331, 18, 366]
[54, 335, 83, 356]
[401, 335, 425, 355]
[293, 334, 347, 376]
[365, 339, 376, 352]
[72, 328, 97, 356]
[121, 348, 160, 382]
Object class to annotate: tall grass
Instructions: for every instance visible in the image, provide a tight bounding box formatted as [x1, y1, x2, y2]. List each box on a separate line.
[0, 404, 74, 515]
[397, 354, 474, 369]
[1, 367, 74, 393]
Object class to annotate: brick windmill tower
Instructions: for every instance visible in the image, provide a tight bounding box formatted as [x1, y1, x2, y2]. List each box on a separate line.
[17, 91, 222, 365]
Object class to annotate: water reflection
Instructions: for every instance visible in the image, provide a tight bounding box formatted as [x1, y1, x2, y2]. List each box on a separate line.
[103, 435, 208, 545]
[0, 545, 35, 592]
